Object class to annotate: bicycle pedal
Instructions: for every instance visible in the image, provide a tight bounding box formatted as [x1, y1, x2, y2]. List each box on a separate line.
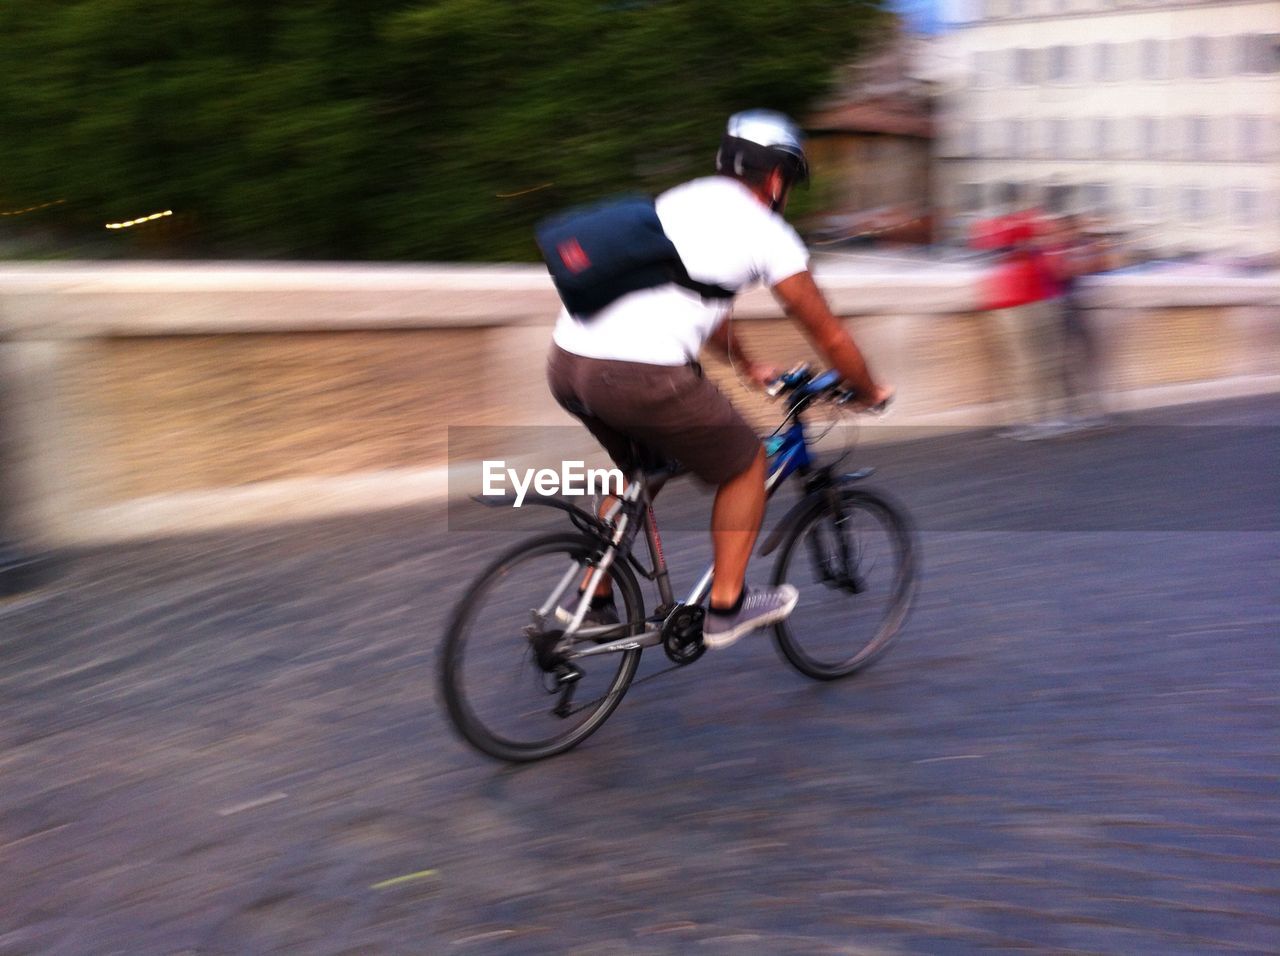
[554, 663, 583, 685]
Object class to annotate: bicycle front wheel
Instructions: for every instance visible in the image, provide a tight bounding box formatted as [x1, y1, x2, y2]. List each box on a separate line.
[772, 488, 917, 680]
[440, 532, 644, 762]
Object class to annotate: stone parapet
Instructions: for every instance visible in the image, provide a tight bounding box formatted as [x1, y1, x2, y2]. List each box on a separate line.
[0, 263, 1276, 544]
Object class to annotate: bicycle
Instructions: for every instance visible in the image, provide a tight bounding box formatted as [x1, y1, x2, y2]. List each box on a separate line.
[440, 364, 918, 762]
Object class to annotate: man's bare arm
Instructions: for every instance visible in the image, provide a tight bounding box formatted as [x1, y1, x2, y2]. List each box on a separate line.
[705, 314, 775, 388]
[772, 271, 890, 404]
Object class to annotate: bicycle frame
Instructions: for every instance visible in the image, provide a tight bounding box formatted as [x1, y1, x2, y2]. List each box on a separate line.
[557, 418, 813, 661]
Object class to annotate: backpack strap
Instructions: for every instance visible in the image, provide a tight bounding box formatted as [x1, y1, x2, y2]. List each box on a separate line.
[667, 258, 736, 302]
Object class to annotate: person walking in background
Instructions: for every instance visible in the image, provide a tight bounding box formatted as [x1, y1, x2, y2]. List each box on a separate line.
[1046, 213, 1114, 430]
[970, 184, 1064, 439]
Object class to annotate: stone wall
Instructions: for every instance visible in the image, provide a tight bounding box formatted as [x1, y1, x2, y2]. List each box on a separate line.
[0, 263, 1276, 545]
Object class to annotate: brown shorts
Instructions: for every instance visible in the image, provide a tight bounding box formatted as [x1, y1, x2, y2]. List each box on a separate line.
[547, 344, 761, 486]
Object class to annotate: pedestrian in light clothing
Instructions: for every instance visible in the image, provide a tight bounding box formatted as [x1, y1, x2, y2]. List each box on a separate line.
[1047, 213, 1113, 429]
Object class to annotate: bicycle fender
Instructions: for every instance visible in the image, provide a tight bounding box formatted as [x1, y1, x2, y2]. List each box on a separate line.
[757, 470, 875, 557]
[471, 494, 608, 534]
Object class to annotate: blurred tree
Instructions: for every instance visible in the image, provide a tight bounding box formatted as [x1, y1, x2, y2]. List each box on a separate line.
[0, 0, 887, 260]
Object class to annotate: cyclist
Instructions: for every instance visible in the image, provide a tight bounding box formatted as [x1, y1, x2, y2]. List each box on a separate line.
[547, 109, 892, 649]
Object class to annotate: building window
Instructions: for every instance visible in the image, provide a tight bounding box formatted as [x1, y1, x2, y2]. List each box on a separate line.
[1094, 43, 1113, 81]
[1045, 183, 1074, 214]
[1135, 186, 1160, 219]
[1175, 36, 1203, 79]
[979, 122, 994, 158]
[1008, 120, 1025, 158]
[1234, 188, 1260, 225]
[1140, 117, 1159, 157]
[1166, 116, 1182, 159]
[1075, 118, 1091, 160]
[1189, 116, 1210, 161]
[1208, 36, 1228, 78]
[1241, 34, 1280, 74]
[1234, 35, 1253, 74]
[1189, 36, 1212, 78]
[995, 49, 1013, 86]
[1141, 38, 1163, 79]
[1183, 186, 1210, 222]
[1050, 119, 1068, 157]
[1118, 40, 1141, 81]
[966, 123, 981, 158]
[1264, 34, 1280, 73]
[1094, 118, 1112, 158]
[1240, 115, 1263, 161]
[1048, 45, 1070, 82]
[1085, 182, 1110, 212]
[1015, 48, 1036, 84]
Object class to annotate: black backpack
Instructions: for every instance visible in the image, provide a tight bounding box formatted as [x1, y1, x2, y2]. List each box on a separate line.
[535, 195, 735, 319]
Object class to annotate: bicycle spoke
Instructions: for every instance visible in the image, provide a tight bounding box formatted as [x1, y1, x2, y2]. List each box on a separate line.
[773, 489, 916, 679]
[441, 533, 643, 761]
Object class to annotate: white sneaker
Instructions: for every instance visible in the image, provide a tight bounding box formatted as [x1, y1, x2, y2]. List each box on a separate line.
[703, 584, 799, 649]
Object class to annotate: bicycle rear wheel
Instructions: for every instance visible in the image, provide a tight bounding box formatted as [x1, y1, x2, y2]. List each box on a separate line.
[772, 488, 917, 680]
[440, 532, 644, 761]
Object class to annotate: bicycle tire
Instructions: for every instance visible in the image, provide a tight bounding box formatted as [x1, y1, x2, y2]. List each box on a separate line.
[440, 532, 644, 761]
[772, 488, 917, 680]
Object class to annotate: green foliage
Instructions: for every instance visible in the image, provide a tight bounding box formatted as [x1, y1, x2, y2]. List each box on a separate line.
[0, 0, 887, 260]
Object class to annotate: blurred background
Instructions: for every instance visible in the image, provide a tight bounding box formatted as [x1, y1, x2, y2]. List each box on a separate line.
[1, 0, 1277, 269]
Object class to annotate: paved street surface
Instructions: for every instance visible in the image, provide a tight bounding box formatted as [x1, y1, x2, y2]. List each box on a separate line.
[1, 396, 1277, 955]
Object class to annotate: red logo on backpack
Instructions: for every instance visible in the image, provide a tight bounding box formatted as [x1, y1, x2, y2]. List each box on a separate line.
[557, 238, 591, 274]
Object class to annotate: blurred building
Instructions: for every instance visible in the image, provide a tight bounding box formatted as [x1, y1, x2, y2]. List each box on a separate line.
[804, 21, 937, 244]
[935, 0, 1280, 260]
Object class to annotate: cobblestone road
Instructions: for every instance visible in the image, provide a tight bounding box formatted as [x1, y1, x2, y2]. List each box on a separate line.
[1, 397, 1277, 955]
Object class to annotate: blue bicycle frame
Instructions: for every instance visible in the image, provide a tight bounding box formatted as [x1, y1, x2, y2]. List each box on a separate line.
[562, 367, 848, 648]
[675, 418, 812, 610]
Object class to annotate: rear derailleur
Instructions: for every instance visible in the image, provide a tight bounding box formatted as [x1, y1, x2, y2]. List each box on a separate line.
[525, 625, 582, 718]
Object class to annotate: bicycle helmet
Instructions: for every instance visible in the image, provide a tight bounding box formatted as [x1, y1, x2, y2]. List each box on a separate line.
[715, 109, 810, 193]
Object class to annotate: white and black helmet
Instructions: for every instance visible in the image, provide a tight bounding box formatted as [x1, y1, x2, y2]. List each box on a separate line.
[715, 109, 810, 188]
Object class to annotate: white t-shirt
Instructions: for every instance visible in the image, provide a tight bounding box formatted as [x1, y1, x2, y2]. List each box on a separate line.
[551, 176, 810, 365]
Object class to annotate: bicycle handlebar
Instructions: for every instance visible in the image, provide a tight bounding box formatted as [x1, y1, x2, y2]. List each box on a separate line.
[765, 363, 892, 414]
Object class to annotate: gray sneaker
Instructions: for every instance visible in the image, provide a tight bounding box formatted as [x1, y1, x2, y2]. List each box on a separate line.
[703, 584, 799, 650]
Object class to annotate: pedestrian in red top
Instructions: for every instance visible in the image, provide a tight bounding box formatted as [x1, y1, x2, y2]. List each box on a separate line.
[970, 185, 1064, 439]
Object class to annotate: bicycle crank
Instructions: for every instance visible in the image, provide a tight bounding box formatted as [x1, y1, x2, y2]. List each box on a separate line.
[661, 604, 706, 665]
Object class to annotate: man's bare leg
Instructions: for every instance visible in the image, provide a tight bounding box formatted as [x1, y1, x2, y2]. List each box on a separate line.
[709, 446, 767, 609]
[585, 447, 767, 609]
[581, 494, 619, 598]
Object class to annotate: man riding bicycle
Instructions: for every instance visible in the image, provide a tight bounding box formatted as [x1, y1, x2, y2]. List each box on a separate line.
[547, 110, 892, 649]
